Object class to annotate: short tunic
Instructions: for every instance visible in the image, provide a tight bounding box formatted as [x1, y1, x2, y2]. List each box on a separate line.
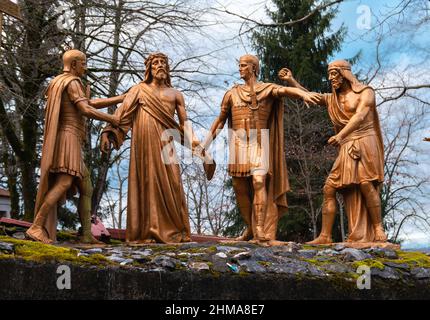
[223, 84, 283, 177]
[50, 80, 88, 179]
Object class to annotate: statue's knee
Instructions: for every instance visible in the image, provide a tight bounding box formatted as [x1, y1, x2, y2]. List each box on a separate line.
[58, 177, 73, 192]
[360, 181, 372, 192]
[252, 176, 265, 191]
[323, 184, 336, 199]
[360, 182, 380, 207]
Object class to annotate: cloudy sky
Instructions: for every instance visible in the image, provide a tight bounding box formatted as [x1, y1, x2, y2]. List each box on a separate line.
[195, 0, 430, 248]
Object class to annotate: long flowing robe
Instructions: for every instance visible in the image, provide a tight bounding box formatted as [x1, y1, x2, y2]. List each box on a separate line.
[34, 73, 86, 241]
[325, 89, 384, 242]
[222, 83, 290, 240]
[103, 82, 191, 243]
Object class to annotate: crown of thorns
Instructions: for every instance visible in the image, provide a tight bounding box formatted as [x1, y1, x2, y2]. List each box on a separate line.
[145, 53, 169, 66]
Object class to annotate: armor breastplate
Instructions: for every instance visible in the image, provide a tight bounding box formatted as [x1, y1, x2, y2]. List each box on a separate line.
[59, 91, 87, 140]
[230, 89, 272, 130]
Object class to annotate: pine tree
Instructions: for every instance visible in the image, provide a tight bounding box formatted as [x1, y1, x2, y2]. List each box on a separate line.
[251, 0, 349, 241]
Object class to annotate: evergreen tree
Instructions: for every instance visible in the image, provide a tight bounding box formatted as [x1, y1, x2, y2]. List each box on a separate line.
[251, 0, 349, 241]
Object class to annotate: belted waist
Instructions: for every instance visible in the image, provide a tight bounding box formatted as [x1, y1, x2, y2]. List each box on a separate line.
[340, 125, 376, 145]
[58, 124, 86, 141]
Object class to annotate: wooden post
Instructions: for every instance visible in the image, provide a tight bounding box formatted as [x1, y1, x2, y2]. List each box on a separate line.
[0, 0, 23, 55]
[0, 0, 23, 21]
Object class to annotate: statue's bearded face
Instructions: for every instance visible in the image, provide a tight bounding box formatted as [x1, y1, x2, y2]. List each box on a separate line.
[239, 59, 255, 81]
[328, 69, 344, 90]
[151, 56, 168, 81]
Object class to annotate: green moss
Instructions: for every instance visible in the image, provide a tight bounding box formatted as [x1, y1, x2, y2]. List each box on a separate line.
[258, 261, 272, 267]
[210, 270, 221, 278]
[206, 246, 217, 253]
[302, 258, 335, 266]
[395, 251, 430, 268]
[56, 230, 79, 242]
[175, 262, 187, 270]
[109, 239, 123, 245]
[183, 247, 205, 254]
[149, 245, 179, 252]
[0, 253, 13, 260]
[0, 236, 110, 266]
[238, 270, 250, 277]
[352, 259, 385, 270]
[302, 244, 330, 250]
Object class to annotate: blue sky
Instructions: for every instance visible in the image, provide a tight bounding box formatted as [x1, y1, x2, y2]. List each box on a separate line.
[202, 0, 430, 247]
[95, 0, 430, 247]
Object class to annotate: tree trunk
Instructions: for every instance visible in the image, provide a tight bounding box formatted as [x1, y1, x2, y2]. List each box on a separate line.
[91, 0, 123, 215]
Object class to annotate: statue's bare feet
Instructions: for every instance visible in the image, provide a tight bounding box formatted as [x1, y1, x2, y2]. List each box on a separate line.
[373, 225, 388, 242]
[139, 239, 155, 244]
[26, 225, 53, 244]
[268, 240, 284, 246]
[254, 226, 266, 242]
[235, 228, 253, 241]
[181, 235, 192, 242]
[80, 234, 103, 244]
[306, 234, 333, 245]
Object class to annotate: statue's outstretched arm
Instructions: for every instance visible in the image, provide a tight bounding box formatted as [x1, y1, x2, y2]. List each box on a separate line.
[202, 91, 232, 150]
[278, 68, 326, 106]
[89, 94, 126, 109]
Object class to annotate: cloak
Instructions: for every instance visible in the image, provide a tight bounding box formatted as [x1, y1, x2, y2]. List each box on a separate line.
[35, 73, 82, 241]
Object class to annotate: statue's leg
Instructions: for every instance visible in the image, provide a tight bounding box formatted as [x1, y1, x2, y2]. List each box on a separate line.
[360, 181, 387, 242]
[26, 174, 74, 244]
[252, 174, 267, 241]
[307, 184, 337, 244]
[77, 172, 102, 244]
[232, 176, 253, 241]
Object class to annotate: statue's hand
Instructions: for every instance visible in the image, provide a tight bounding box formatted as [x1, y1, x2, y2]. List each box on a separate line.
[302, 92, 322, 108]
[100, 133, 112, 153]
[424, 137, 430, 142]
[278, 68, 294, 83]
[110, 114, 120, 127]
[328, 135, 342, 147]
[192, 141, 206, 158]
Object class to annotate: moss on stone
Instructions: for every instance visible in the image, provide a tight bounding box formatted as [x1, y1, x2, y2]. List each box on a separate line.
[56, 230, 79, 242]
[109, 239, 123, 245]
[395, 251, 430, 268]
[0, 236, 110, 266]
[302, 244, 330, 250]
[206, 246, 217, 253]
[352, 259, 385, 270]
[238, 269, 250, 277]
[148, 245, 179, 252]
[302, 258, 335, 266]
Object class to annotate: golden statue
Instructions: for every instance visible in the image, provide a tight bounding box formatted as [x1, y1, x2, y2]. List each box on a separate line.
[279, 59, 388, 244]
[203, 54, 320, 244]
[100, 52, 212, 244]
[26, 49, 124, 244]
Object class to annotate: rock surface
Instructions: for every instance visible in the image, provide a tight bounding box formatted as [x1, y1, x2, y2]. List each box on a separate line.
[0, 236, 429, 299]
